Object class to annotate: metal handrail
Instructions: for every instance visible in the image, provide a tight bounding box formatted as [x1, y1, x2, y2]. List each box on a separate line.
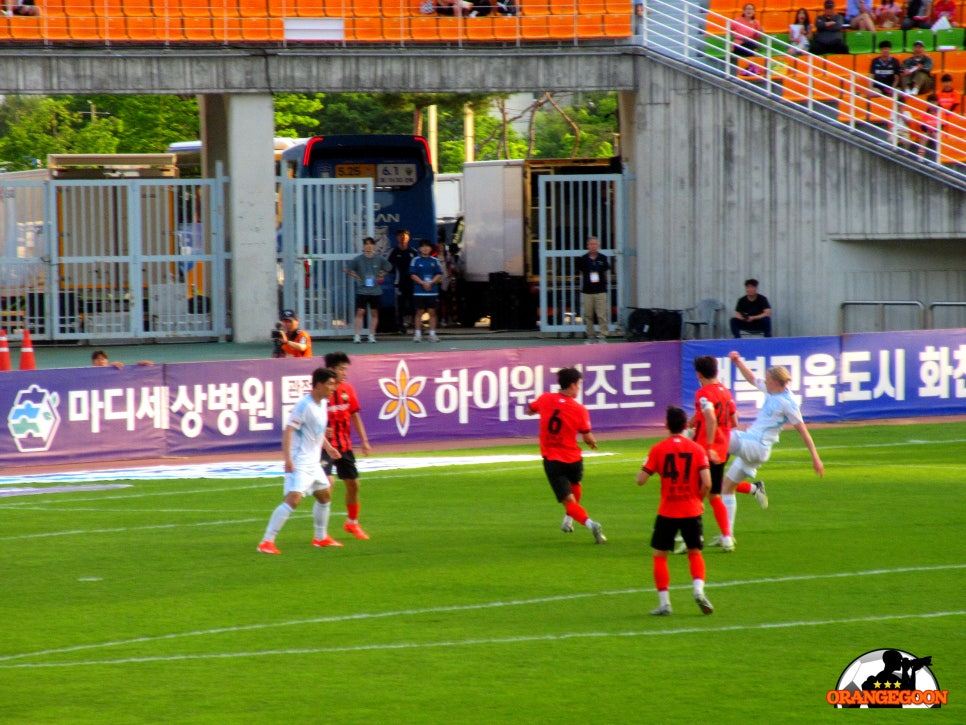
[927, 301, 966, 329]
[839, 300, 926, 333]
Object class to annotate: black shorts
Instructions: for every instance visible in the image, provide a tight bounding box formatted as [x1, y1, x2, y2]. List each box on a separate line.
[709, 461, 726, 496]
[413, 296, 439, 311]
[542, 458, 583, 502]
[355, 295, 380, 311]
[323, 449, 359, 480]
[651, 514, 704, 552]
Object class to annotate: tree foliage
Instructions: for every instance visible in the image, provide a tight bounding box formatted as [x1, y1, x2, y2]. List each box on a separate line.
[0, 91, 618, 173]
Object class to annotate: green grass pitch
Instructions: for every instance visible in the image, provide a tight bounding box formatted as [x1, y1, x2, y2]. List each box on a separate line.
[1, 421, 964, 723]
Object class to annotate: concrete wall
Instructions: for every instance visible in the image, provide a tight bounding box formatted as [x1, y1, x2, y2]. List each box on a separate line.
[618, 58, 966, 337]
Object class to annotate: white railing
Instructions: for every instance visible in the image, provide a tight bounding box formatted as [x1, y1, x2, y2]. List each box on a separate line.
[639, 0, 966, 188]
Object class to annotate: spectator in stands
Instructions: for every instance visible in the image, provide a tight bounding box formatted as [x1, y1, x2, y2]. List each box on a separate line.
[436, 0, 475, 15]
[894, 93, 916, 152]
[900, 40, 935, 95]
[811, 1, 850, 55]
[901, 0, 933, 30]
[788, 8, 812, 56]
[730, 4, 764, 61]
[936, 73, 961, 115]
[874, 0, 902, 28]
[2, 0, 40, 15]
[870, 40, 902, 95]
[633, 0, 645, 35]
[918, 93, 941, 160]
[845, 0, 876, 31]
[729, 279, 772, 338]
[931, 0, 958, 26]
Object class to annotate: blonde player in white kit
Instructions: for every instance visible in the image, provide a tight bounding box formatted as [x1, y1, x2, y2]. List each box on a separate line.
[258, 367, 344, 554]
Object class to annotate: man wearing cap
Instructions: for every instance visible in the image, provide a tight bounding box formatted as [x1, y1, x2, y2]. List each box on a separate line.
[811, 1, 849, 55]
[277, 309, 312, 358]
[900, 41, 935, 95]
[409, 238, 443, 343]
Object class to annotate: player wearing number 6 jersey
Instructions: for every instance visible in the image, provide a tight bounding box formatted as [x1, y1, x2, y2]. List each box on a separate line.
[527, 366, 607, 544]
[637, 406, 713, 616]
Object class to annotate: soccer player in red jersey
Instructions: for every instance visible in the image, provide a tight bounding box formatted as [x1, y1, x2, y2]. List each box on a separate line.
[527, 366, 607, 544]
[323, 351, 373, 540]
[637, 406, 713, 616]
[690, 355, 738, 552]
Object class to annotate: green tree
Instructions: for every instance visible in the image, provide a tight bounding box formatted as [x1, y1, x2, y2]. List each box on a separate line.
[532, 92, 618, 159]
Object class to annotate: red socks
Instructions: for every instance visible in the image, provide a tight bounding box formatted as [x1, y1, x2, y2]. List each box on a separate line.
[736, 482, 753, 494]
[710, 496, 731, 537]
[570, 483, 582, 503]
[688, 551, 706, 581]
[564, 500, 589, 525]
[347, 503, 360, 521]
[653, 555, 670, 591]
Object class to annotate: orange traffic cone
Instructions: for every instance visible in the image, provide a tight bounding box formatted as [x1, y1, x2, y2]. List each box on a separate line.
[0, 329, 10, 371]
[19, 329, 36, 370]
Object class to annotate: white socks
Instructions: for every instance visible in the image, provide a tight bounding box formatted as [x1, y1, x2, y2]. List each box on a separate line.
[313, 500, 331, 540]
[263, 502, 293, 542]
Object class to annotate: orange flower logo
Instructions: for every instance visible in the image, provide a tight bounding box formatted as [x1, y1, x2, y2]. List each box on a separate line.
[378, 360, 428, 436]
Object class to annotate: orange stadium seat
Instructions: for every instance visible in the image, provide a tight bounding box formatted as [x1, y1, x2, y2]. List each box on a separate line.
[466, 16, 496, 40]
[579, 0, 605, 13]
[125, 15, 162, 39]
[180, 15, 216, 39]
[68, 15, 103, 39]
[382, 16, 410, 40]
[436, 16, 463, 41]
[176, 0, 211, 16]
[290, 0, 325, 15]
[708, 0, 740, 14]
[378, 0, 409, 16]
[42, 16, 71, 39]
[760, 10, 789, 33]
[210, 0, 241, 19]
[519, 14, 549, 38]
[352, 0, 381, 17]
[867, 94, 895, 124]
[603, 0, 628, 12]
[62, 0, 93, 16]
[523, 0, 552, 16]
[764, 0, 793, 10]
[836, 91, 868, 124]
[346, 16, 382, 39]
[943, 50, 966, 72]
[410, 15, 439, 40]
[547, 13, 574, 37]
[602, 12, 630, 36]
[938, 124, 966, 163]
[492, 15, 519, 40]
[101, 16, 128, 40]
[324, 0, 349, 14]
[121, 0, 156, 16]
[247, 16, 284, 39]
[823, 53, 854, 75]
[238, 0, 268, 17]
[42, 0, 67, 16]
[549, 0, 576, 14]
[0, 17, 11, 39]
[576, 13, 603, 38]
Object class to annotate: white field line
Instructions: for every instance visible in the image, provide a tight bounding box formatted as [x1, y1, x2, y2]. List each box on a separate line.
[1, 564, 963, 668]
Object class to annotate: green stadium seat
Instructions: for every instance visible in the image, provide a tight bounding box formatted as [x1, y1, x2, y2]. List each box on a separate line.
[874, 28, 903, 51]
[705, 33, 727, 59]
[936, 27, 965, 50]
[845, 30, 874, 54]
[904, 27, 935, 52]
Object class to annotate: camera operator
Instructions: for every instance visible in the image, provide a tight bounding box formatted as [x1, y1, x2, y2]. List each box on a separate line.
[273, 309, 312, 358]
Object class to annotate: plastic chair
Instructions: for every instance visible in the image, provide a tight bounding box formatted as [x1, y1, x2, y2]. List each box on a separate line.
[936, 27, 965, 50]
[943, 50, 966, 72]
[874, 28, 903, 51]
[845, 30, 874, 54]
[681, 298, 724, 340]
[904, 27, 935, 52]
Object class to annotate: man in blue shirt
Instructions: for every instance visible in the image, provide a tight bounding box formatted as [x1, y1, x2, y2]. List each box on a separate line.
[409, 238, 443, 343]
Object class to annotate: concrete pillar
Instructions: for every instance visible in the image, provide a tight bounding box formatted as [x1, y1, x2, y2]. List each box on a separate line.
[617, 89, 640, 307]
[199, 93, 277, 344]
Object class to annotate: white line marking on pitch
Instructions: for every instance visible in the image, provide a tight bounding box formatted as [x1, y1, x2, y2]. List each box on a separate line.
[2, 610, 963, 669]
[0, 563, 962, 667]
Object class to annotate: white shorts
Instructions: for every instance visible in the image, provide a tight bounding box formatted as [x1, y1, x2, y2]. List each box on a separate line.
[284, 464, 331, 497]
[726, 430, 772, 481]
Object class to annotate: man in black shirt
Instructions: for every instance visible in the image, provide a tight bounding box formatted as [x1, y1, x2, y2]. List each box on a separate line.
[730, 278, 773, 338]
[575, 236, 611, 342]
[869, 40, 901, 95]
[388, 228, 419, 334]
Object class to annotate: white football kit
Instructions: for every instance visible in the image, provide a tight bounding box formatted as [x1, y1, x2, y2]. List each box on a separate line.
[727, 377, 804, 480]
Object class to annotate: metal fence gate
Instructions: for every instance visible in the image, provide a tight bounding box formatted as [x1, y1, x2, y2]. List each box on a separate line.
[537, 173, 626, 335]
[0, 175, 227, 342]
[278, 177, 374, 337]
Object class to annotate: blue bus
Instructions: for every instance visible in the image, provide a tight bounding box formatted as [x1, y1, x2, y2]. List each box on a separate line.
[279, 135, 437, 250]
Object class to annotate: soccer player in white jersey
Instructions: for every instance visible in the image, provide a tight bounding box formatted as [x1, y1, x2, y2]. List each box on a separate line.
[721, 351, 824, 544]
[257, 367, 344, 554]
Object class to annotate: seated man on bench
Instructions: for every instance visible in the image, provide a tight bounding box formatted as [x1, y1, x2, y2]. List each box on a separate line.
[730, 278, 772, 338]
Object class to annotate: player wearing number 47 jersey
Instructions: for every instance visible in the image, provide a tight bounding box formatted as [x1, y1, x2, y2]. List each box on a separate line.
[638, 405, 713, 616]
[527, 366, 607, 544]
